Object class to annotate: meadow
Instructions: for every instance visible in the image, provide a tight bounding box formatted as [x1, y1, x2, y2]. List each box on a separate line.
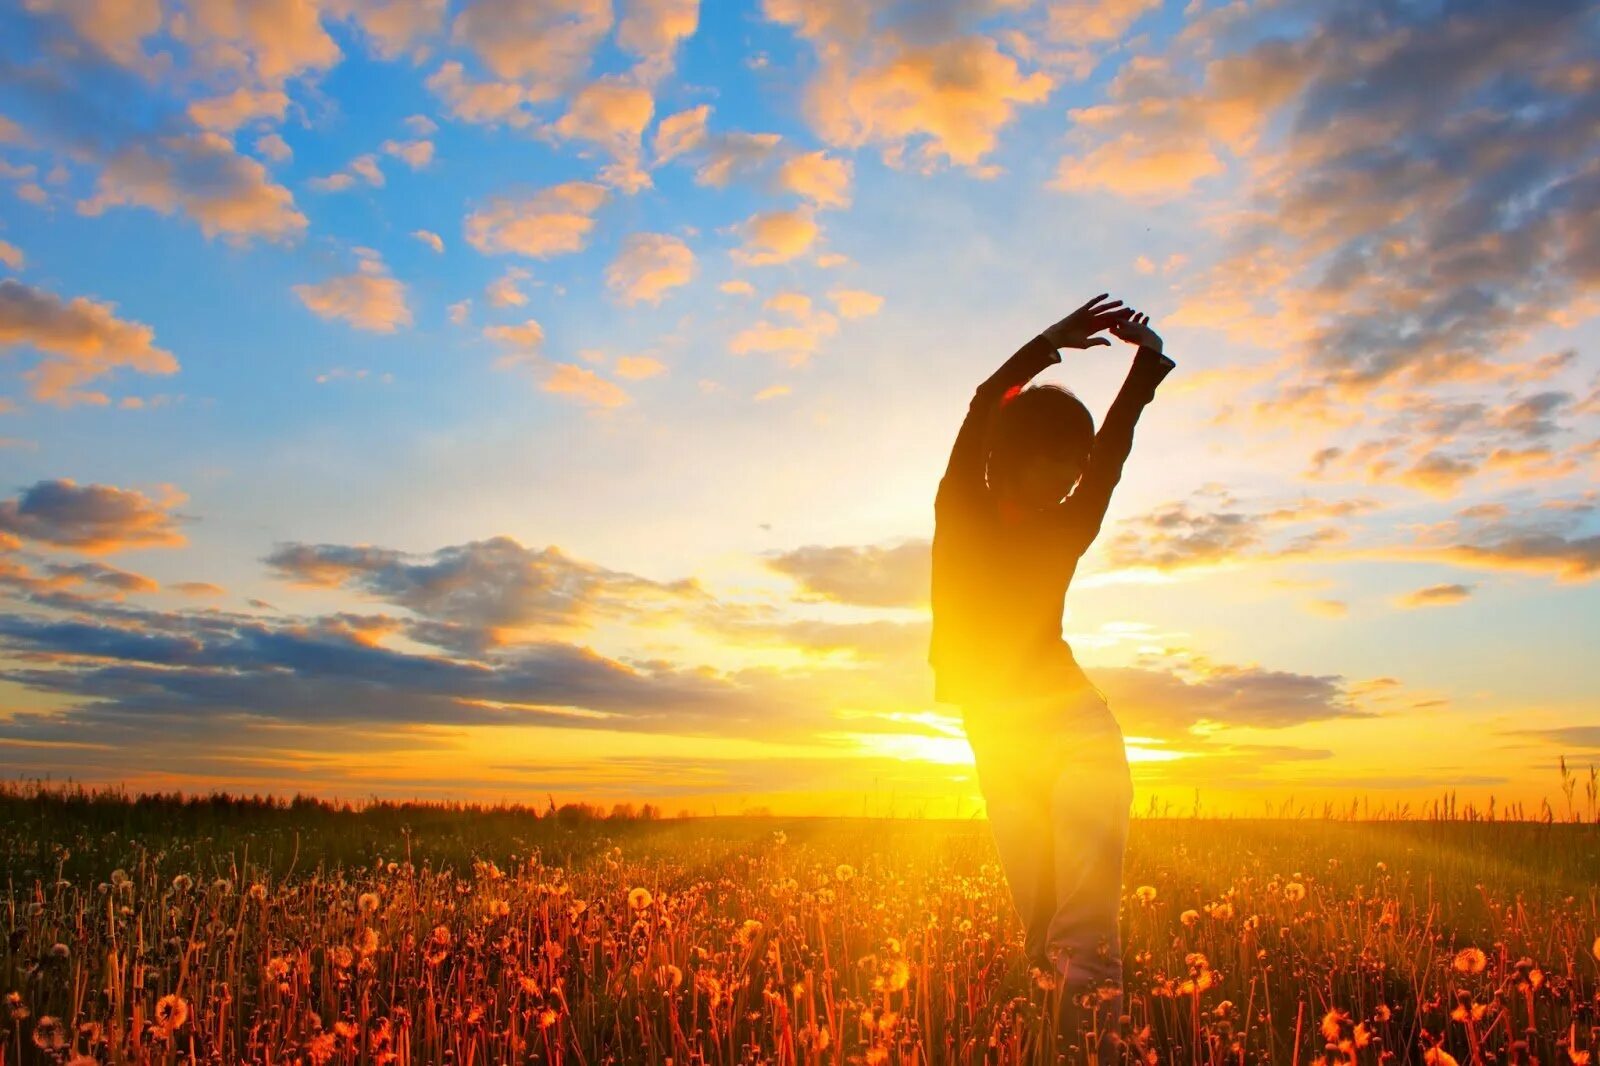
[2, 784, 1598, 1065]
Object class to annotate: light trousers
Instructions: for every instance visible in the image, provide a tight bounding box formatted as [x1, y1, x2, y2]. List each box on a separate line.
[964, 685, 1133, 990]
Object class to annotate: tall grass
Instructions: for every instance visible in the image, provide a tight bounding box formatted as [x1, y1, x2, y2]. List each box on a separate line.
[2, 782, 1597, 1064]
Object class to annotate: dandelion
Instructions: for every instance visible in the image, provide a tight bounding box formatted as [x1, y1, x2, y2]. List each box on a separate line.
[358, 928, 380, 956]
[1322, 1009, 1350, 1041]
[873, 958, 911, 993]
[538, 1008, 558, 1029]
[32, 1015, 66, 1051]
[736, 919, 764, 947]
[1135, 885, 1157, 903]
[772, 830, 787, 846]
[835, 864, 855, 882]
[1283, 882, 1307, 902]
[1180, 908, 1200, 926]
[153, 994, 189, 1034]
[656, 963, 684, 989]
[330, 944, 354, 969]
[1453, 947, 1488, 974]
[359, 892, 380, 914]
[213, 878, 234, 894]
[171, 874, 193, 891]
[249, 883, 268, 902]
[1424, 1047, 1461, 1066]
[49, 942, 70, 961]
[628, 887, 653, 911]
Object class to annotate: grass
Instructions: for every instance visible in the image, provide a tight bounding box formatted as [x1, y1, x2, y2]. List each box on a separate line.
[2, 783, 1597, 1064]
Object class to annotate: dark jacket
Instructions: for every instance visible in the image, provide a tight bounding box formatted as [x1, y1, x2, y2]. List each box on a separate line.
[928, 333, 1175, 707]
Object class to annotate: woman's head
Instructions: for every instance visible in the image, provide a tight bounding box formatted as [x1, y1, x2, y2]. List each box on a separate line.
[987, 384, 1095, 508]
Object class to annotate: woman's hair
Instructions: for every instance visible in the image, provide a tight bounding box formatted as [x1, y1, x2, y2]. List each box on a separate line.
[987, 383, 1095, 486]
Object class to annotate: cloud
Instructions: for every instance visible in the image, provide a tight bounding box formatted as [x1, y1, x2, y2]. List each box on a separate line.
[464, 182, 609, 258]
[173, 0, 342, 86]
[1406, 503, 1600, 583]
[187, 87, 290, 132]
[411, 228, 444, 253]
[481, 319, 546, 372]
[450, 0, 612, 95]
[22, 0, 162, 69]
[651, 103, 709, 163]
[80, 132, 308, 244]
[0, 478, 185, 553]
[613, 354, 665, 380]
[292, 254, 411, 333]
[1099, 487, 1384, 573]
[606, 232, 695, 305]
[728, 294, 840, 366]
[0, 554, 159, 598]
[309, 152, 385, 191]
[541, 362, 631, 408]
[0, 278, 179, 405]
[326, 0, 447, 59]
[551, 77, 655, 192]
[766, 1, 1053, 170]
[732, 207, 818, 265]
[382, 138, 435, 168]
[763, 539, 930, 608]
[0, 242, 23, 271]
[425, 61, 536, 126]
[254, 132, 293, 162]
[485, 266, 530, 307]
[694, 131, 783, 187]
[264, 535, 704, 630]
[1092, 659, 1366, 735]
[1394, 583, 1475, 609]
[1045, 0, 1161, 43]
[617, 0, 698, 82]
[1087, 0, 1600, 460]
[828, 288, 882, 318]
[776, 149, 852, 208]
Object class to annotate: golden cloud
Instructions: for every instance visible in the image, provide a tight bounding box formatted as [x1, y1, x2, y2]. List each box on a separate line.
[0, 279, 178, 406]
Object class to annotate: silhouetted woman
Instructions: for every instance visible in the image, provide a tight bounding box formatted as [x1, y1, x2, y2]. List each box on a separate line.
[929, 294, 1174, 1061]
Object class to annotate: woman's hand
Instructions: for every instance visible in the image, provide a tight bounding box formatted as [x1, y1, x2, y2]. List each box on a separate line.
[1041, 294, 1135, 350]
[1109, 309, 1163, 353]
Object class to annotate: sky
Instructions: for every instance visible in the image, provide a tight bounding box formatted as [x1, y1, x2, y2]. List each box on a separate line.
[0, 0, 1597, 817]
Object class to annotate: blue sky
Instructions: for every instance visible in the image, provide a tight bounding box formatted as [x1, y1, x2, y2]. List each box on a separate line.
[1, 0, 1597, 814]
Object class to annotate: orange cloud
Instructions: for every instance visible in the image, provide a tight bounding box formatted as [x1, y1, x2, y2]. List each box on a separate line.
[451, 0, 611, 95]
[732, 207, 818, 265]
[0, 279, 179, 406]
[176, 0, 342, 85]
[465, 182, 609, 258]
[776, 149, 852, 208]
[606, 233, 696, 305]
[327, 0, 447, 59]
[293, 255, 411, 333]
[0, 479, 186, 553]
[652, 104, 709, 164]
[807, 36, 1051, 170]
[187, 88, 290, 132]
[80, 133, 308, 244]
[617, 0, 698, 82]
[542, 362, 630, 408]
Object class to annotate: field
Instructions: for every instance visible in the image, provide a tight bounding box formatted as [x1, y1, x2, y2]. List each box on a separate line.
[3, 787, 1598, 1065]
